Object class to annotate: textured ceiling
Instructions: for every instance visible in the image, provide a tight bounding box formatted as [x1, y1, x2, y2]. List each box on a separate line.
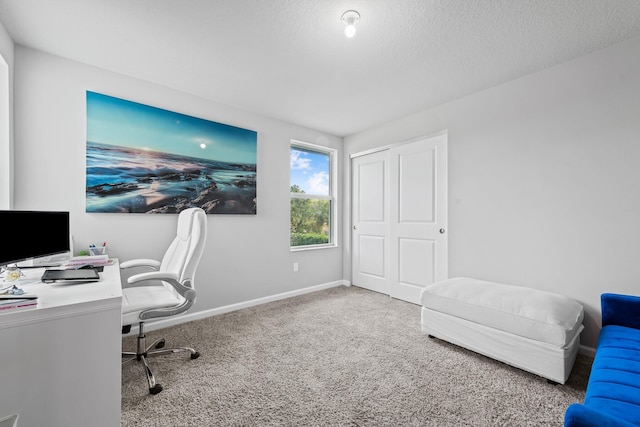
[1, 0, 640, 136]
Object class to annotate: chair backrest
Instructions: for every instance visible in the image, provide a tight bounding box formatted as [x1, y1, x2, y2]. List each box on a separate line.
[0, 414, 18, 427]
[160, 207, 207, 291]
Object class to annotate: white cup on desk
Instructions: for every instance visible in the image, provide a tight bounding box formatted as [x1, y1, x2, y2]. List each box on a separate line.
[89, 245, 107, 256]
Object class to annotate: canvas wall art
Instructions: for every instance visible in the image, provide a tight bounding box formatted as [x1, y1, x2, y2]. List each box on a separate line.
[86, 91, 257, 214]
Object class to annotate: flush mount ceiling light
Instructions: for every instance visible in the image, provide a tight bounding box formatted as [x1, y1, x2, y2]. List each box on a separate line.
[341, 10, 360, 38]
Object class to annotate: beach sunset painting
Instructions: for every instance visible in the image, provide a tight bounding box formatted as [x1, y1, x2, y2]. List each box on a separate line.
[86, 91, 257, 214]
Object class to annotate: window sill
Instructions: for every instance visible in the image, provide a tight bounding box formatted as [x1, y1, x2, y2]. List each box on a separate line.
[290, 243, 338, 252]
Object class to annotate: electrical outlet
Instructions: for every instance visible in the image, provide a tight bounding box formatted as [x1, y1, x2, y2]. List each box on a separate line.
[293, 262, 299, 272]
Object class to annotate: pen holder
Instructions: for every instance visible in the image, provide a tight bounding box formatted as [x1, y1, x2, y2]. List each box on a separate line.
[89, 245, 107, 256]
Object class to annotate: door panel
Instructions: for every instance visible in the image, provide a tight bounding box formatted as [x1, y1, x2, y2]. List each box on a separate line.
[359, 161, 385, 221]
[398, 149, 435, 223]
[390, 135, 447, 304]
[351, 151, 390, 295]
[398, 237, 435, 287]
[359, 235, 385, 278]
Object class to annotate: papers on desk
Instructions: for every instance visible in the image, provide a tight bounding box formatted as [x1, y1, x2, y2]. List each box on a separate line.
[65, 255, 113, 268]
[0, 284, 38, 311]
[0, 295, 38, 311]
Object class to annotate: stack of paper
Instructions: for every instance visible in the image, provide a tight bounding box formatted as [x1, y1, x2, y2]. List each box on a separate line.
[65, 255, 111, 267]
[0, 295, 38, 311]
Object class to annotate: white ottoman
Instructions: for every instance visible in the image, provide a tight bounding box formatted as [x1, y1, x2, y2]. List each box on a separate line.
[420, 277, 584, 384]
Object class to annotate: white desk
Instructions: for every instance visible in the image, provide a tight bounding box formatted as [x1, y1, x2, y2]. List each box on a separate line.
[0, 261, 122, 427]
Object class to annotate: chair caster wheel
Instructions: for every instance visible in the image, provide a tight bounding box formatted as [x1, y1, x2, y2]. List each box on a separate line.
[155, 339, 165, 349]
[191, 351, 200, 360]
[149, 384, 163, 394]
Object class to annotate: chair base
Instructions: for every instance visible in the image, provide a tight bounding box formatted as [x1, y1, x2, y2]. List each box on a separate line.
[122, 322, 200, 394]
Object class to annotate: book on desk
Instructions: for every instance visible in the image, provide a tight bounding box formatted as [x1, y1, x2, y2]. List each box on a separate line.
[0, 294, 38, 311]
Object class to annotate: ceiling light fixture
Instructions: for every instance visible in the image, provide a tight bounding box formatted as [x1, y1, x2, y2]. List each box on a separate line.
[341, 10, 360, 38]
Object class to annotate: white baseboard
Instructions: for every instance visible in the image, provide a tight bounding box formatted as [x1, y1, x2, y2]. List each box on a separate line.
[578, 344, 596, 358]
[125, 279, 349, 335]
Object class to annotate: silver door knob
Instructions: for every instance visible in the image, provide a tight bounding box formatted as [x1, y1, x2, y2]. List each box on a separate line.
[439, 228, 445, 234]
[353, 225, 357, 230]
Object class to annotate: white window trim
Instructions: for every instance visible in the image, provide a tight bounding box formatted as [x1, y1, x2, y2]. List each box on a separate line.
[0, 54, 10, 209]
[290, 140, 338, 251]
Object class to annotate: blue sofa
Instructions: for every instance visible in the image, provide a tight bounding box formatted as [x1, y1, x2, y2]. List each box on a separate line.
[565, 293, 640, 426]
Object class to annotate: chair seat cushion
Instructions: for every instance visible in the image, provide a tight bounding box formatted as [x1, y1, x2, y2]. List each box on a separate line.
[121, 285, 183, 326]
[420, 277, 584, 348]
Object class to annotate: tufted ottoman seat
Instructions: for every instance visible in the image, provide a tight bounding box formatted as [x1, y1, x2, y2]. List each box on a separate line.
[420, 277, 584, 384]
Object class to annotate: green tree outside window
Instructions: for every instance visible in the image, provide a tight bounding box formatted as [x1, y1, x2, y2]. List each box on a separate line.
[290, 145, 334, 247]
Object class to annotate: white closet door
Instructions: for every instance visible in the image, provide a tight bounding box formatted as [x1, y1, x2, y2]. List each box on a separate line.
[389, 134, 448, 304]
[351, 150, 390, 295]
[351, 133, 447, 303]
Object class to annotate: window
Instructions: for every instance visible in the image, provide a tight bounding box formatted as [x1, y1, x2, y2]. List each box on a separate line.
[290, 141, 337, 249]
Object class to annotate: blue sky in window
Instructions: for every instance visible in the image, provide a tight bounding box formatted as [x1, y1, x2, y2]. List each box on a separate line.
[290, 148, 329, 195]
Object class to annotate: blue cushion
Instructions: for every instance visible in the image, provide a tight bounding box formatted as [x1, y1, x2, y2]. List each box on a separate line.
[566, 325, 640, 426]
[565, 295, 640, 427]
[598, 325, 640, 350]
[565, 403, 638, 427]
[602, 294, 640, 329]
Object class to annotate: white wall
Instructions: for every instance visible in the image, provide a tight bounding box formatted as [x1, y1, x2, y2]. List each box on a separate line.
[343, 36, 640, 349]
[0, 20, 13, 209]
[12, 33, 640, 350]
[13, 46, 343, 312]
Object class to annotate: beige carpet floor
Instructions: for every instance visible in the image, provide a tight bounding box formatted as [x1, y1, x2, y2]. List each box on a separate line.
[121, 285, 591, 426]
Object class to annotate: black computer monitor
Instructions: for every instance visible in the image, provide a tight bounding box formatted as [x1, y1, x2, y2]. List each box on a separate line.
[0, 210, 71, 268]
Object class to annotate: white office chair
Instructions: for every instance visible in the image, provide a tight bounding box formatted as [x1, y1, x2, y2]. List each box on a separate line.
[0, 414, 18, 427]
[120, 207, 207, 394]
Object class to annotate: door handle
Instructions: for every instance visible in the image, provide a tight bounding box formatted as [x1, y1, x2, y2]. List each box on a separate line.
[439, 228, 445, 234]
[353, 225, 357, 230]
